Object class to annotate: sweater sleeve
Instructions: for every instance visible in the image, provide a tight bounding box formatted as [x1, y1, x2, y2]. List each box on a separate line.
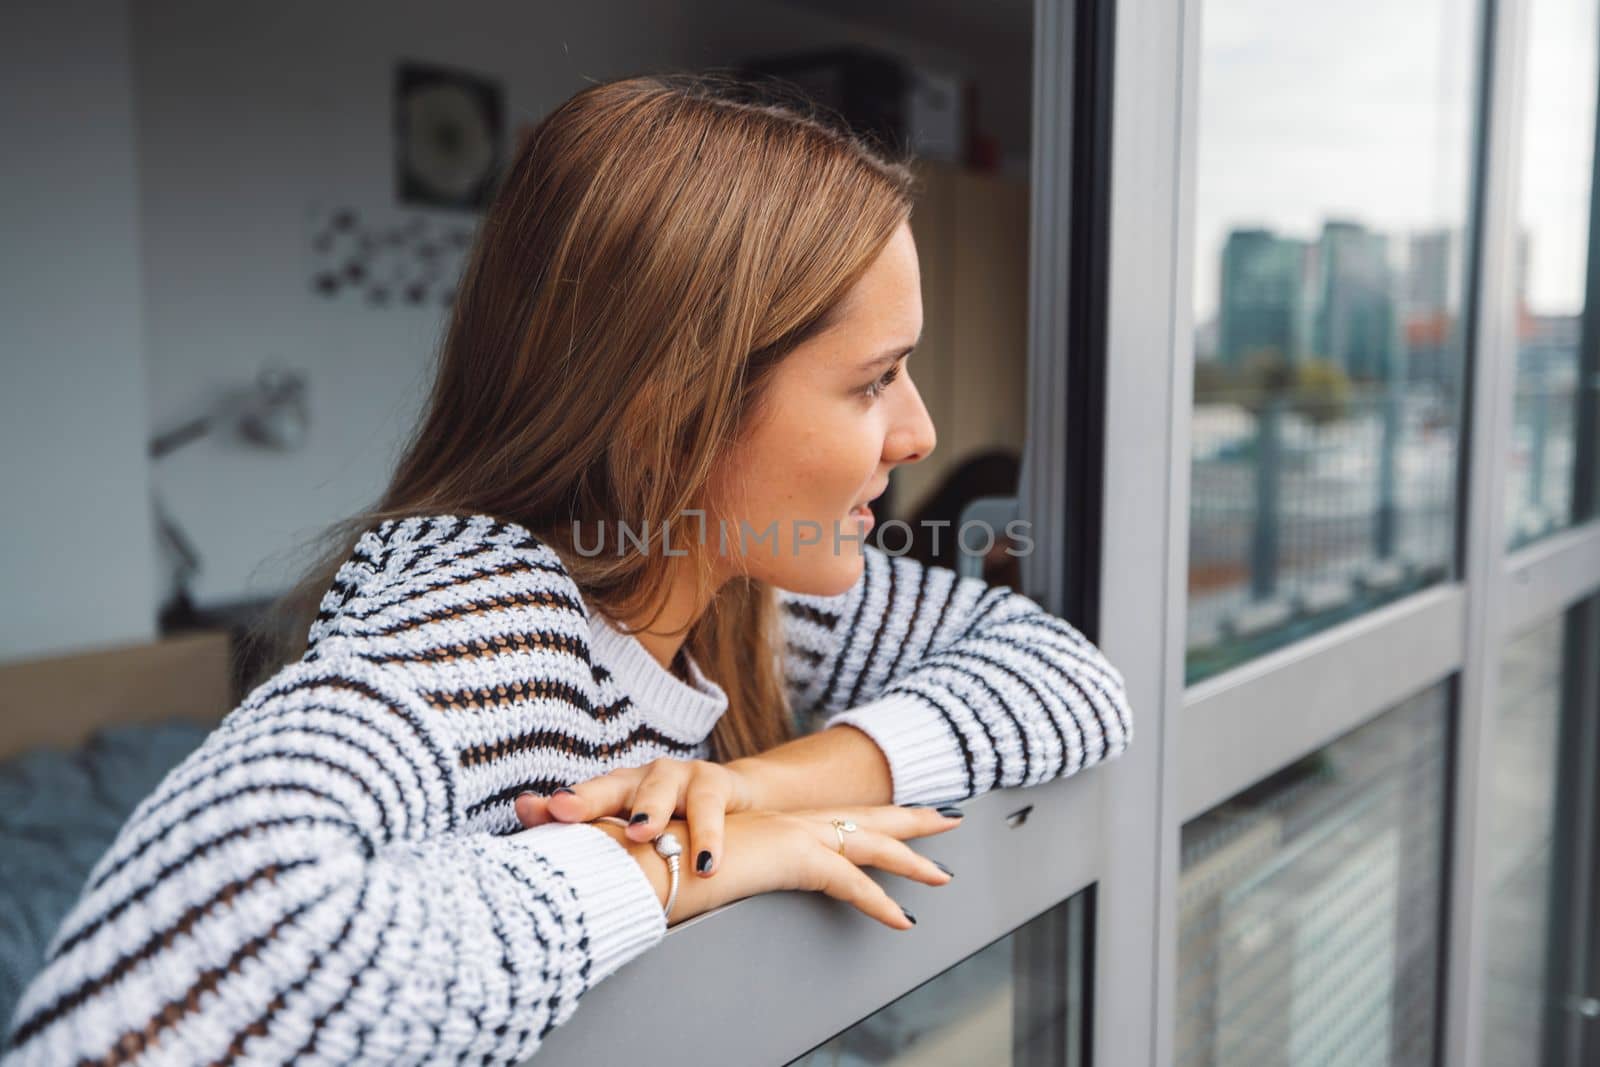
[4, 655, 664, 1067]
[781, 545, 1133, 806]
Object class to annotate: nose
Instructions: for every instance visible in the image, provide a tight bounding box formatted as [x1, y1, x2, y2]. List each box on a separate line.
[885, 369, 937, 466]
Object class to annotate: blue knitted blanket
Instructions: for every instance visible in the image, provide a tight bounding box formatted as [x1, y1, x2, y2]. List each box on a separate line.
[0, 720, 210, 1039]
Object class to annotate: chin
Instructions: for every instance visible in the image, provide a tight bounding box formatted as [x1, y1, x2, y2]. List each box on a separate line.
[765, 545, 866, 598]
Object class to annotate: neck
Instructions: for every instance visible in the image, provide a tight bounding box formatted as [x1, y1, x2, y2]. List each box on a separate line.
[622, 557, 725, 675]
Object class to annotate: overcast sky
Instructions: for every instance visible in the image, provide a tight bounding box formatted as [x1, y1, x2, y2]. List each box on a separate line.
[1191, 0, 1596, 324]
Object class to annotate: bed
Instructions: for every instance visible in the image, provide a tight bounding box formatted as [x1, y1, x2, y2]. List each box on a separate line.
[0, 631, 233, 1035]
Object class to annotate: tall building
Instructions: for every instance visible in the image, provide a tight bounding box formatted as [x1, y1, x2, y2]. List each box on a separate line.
[1218, 228, 1309, 368]
[1402, 229, 1463, 392]
[1405, 229, 1459, 317]
[1312, 221, 1398, 381]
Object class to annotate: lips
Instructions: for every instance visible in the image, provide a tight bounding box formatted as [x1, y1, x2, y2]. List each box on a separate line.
[851, 483, 889, 513]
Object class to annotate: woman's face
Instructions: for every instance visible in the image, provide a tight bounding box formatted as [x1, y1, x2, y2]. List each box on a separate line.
[709, 219, 936, 596]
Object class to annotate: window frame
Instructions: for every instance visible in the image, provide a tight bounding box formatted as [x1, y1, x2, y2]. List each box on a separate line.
[1088, 0, 1600, 1060]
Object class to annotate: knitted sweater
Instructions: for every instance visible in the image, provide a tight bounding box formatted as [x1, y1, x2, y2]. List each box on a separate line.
[5, 513, 1132, 1066]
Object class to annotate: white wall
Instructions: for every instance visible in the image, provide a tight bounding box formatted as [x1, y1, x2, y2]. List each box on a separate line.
[0, 0, 160, 664]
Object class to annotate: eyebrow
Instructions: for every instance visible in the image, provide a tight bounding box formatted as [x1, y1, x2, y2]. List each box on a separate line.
[859, 341, 919, 371]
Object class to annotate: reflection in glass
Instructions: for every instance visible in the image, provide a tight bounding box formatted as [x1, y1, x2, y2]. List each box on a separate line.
[789, 893, 1087, 1066]
[1480, 603, 1592, 1062]
[1177, 684, 1448, 1066]
[1185, 0, 1480, 682]
[1506, 0, 1598, 548]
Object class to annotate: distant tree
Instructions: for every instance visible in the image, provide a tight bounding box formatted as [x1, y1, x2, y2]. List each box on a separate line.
[1193, 358, 1235, 402]
[1289, 357, 1351, 425]
[1234, 347, 1293, 410]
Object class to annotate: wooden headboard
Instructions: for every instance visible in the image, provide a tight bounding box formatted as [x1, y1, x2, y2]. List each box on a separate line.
[0, 630, 233, 760]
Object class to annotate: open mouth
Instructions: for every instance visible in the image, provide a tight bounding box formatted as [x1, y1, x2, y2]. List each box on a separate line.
[851, 483, 888, 514]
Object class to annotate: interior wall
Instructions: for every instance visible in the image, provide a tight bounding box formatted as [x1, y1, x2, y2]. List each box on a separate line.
[0, 0, 160, 664]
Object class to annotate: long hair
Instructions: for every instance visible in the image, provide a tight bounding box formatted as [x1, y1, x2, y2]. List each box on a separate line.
[249, 73, 915, 762]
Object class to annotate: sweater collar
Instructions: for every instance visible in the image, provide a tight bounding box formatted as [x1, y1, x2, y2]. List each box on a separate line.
[586, 610, 728, 742]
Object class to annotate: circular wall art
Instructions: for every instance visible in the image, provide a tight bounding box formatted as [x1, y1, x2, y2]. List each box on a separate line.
[394, 60, 504, 212]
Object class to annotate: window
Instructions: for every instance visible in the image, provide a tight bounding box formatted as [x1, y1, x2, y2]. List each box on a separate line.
[1481, 596, 1600, 1062]
[1185, 0, 1481, 681]
[1504, 0, 1599, 548]
[790, 891, 1089, 1066]
[1177, 684, 1449, 1065]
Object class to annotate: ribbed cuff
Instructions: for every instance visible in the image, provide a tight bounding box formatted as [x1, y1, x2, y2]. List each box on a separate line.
[826, 692, 971, 806]
[505, 822, 666, 983]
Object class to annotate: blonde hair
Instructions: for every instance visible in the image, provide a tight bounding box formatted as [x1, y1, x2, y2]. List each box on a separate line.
[251, 73, 915, 761]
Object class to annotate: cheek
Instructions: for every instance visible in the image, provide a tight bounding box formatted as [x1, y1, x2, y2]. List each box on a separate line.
[713, 407, 879, 596]
[711, 422, 806, 528]
[777, 417, 880, 518]
[716, 387, 883, 540]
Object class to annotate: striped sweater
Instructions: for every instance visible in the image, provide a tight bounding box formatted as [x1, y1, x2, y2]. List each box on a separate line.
[5, 512, 1132, 1066]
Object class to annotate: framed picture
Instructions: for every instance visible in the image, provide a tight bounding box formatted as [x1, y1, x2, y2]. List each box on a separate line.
[394, 60, 504, 212]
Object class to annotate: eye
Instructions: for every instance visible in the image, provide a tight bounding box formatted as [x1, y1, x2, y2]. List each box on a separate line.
[862, 361, 903, 400]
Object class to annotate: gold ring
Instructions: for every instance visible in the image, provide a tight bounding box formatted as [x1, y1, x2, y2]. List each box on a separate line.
[831, 818, 858, 855]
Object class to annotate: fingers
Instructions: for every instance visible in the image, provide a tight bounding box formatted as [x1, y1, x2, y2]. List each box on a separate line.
[624, 759, 694, 842]
[686, 784, 726, 876]
[836, 827, 953, 889]
[824, 804, 964, 843]
[812, 852, 918, 930]
[539, 759, 738, 871]
[545, 768, 643, 824]
[514, 792, 551, 828]
[794, 818, 953, 931]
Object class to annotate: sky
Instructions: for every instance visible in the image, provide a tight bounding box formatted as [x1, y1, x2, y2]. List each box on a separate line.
[1190, 0, 1597, 324]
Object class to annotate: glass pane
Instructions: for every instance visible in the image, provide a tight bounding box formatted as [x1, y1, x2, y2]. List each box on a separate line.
[1177, 683, 1449, 1066]
[1185, 0, 1481, 682]
[1506, 0, 1599, 548]
[789, 892, 1088, 1066]
[1480, 597, 1599, 1062]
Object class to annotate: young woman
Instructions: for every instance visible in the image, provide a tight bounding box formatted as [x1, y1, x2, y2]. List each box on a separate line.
[7, 74, 1132, 1066]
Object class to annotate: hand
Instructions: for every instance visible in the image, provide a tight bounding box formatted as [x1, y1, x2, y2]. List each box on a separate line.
[516, 757, 767, 878]
[594, 804, 961, 929]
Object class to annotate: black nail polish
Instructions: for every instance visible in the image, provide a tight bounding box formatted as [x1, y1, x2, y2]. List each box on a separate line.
[629, 812, 650, 825]
[697, 850, 713, 874]
[937, 805, 964, 819]
[900, 906, 917, 926]
[553, 786, 576, 796]
[934, 861, 953, 878]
